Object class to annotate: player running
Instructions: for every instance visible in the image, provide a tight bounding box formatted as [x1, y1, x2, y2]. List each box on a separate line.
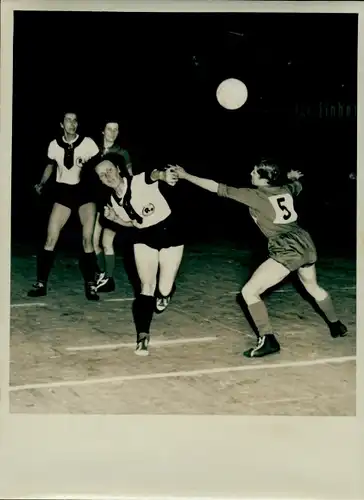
[173, 160, 348, 358]
[91, 153, 183, 356]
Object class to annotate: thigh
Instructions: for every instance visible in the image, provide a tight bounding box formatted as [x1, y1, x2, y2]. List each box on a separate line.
[78, 202, 97, 233]
[246, 258, 291, 295]
[158, 245, 184, 283]
[47, 202, 72, 234]
[134, 243, 159, 286]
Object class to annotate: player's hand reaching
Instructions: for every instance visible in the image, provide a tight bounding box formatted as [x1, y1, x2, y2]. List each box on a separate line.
[287, 169, 304, 181]
[104, 205, 117, 222]
[168, 164, 188, 179]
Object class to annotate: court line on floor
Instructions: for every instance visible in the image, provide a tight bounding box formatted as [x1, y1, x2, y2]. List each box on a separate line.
[65, 336, 218, 352]
[171, 305, 256, 339]
[227, 286, 356, 295]
[104, 297, 134, 302]
[9, 355, 356, 392]
[11, 302, 46, 308]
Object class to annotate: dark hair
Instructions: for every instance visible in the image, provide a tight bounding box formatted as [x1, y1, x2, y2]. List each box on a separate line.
[97, 152, 130, 178]
[60, 110, 79, 123]
[102, 119, 120, 128]
[255, 159, 285, 186]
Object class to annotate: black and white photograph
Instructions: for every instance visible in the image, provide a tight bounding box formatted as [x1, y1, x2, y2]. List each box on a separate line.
[9, 8, 357, 416]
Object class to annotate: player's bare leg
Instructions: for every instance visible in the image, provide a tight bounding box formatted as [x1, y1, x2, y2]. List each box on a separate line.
[133, 243, 159, 355]
[78, 202, 99, 301]
[28, 203, 71, 297]
[93, 213, 104, 277]
[297, 264, 347, 337]
[96, 228, 117, 293]
[155, 245, 184, 313]
[241, 258, 291, 358]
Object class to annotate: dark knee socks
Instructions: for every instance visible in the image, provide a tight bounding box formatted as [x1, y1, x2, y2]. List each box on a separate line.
[104, 254, 115, 278]
[96, 252, 115, 278]
[315, 294, 338, 323]
[132, 294, 155, 337]
[37, 249, 56, 284]
[96, 252, 105, 274]
[79, 251, 98, 284]
[247, 300, 273, 337]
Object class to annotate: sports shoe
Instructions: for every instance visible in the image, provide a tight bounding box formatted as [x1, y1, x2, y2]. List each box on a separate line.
[329, 321, 348, 338]
[155, 283, 176, 314]
[27, 281, 47, 297]
[155, 296, 172, 313]
[135, 333, 150, 356]
[243, 334, 280, 358]
[96, 276, 115, 293]
[85, 282, 100, 301]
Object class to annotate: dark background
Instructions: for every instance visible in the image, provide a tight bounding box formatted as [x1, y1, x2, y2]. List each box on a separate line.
[11, 11, 357, 257]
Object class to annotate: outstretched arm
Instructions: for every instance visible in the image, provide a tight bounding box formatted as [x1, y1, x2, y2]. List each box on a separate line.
[171, 165, 219, 193]
[172, 164, 260, 208]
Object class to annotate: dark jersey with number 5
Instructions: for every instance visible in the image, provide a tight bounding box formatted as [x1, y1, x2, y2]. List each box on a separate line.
[217, 180, 302, 239]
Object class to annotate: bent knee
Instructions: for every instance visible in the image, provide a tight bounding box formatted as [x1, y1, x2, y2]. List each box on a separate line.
[241, 283, 260, 303]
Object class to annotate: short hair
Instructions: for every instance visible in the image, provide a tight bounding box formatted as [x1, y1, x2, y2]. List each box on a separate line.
[103, 119, 120, 127]
[94, 152, 131, 179]
[255, 159, 284, 186]
[60, 110, 79, 123]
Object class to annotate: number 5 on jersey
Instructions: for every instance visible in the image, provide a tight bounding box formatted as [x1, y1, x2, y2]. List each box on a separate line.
[269, 194, 298, 224]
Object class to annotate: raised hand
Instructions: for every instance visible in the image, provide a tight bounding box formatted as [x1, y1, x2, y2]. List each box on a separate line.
[287, 169, 304, 181]
[164, 166, 179, 186]
[168, 164, 187, 179]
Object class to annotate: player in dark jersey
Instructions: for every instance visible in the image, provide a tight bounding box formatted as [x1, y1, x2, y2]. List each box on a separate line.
[91, 153, 184, 356]
[28, 111, 100, 301]
[92, 120, 133, 293]
[173, 161, 347, 358]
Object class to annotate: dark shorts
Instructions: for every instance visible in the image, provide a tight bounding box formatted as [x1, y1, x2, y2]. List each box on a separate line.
[268, 227, 317, 272]
[54, 182, 95, 211]
[133, 214, 184, 251]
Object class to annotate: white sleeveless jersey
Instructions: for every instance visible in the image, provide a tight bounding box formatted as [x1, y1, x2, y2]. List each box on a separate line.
[110, 172, 172, 229]
[47, 135, 99, 185]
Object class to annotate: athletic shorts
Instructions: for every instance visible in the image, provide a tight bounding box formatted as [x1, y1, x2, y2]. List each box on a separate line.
[133, 214, 184, 251]
[268, 226, 317, 272]
[54, 182, 95, 211]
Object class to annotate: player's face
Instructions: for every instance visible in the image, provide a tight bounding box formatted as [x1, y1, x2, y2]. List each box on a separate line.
[250, 166, 268, 187]
[103, 123, 119, 143]
[95, 161, 121, 188]
[61, 113, 78, 135]
[250, 166, 261, 186]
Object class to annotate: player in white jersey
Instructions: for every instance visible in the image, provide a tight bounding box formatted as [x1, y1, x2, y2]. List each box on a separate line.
[92, 120, 134, 294]
[28, 111, 100, 301]
[92, 154, 184, 356]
